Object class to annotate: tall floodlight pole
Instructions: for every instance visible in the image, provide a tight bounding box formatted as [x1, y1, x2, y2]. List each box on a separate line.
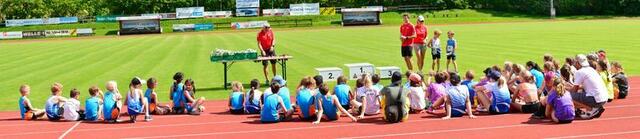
[550, 0, 556, 18]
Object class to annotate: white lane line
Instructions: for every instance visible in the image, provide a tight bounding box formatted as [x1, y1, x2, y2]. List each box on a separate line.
[3, 104, 640, 137]
[339, 115, 640, 139]
[546, 130, 640, 139]
[58, 121, 81, 139]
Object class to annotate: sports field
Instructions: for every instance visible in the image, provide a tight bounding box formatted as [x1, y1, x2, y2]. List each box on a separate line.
[1, 19, 639, 111]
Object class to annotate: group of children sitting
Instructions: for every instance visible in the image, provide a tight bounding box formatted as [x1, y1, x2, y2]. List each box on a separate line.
[228, 50, 629, 124]
[18, 72, 206, 123]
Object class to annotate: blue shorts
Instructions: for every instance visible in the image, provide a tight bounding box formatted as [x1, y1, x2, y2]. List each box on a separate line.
[489, 104, 510, 115]
[46, 105, 61, 120]
[451, 106, 466, 117]
[186, 104, 194, 112]
[245, 105, 261, 114]
[127, 103, 142, 115]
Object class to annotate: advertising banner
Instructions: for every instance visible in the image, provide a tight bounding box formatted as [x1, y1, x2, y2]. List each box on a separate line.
[195, 24, 214, 31]
[341, 9, 381, 26]
[176, 7, 205, 19]
[45, 29, 73, 37]
[204, 11, 232, 18]
[160, 13, 177, 19]
[320, 7, 336, 15]
[0, 31, 23, 39]
[6, 17, 78, 27]
[22, 31, 46, 38]
[173, 24, 195, 32]
[231, 21, 269, 29]
[263, 9, 289, 16]
[96, 16, 120, 22]
[236, 0, 260, 8]
[236, 8, 259, 17]
[119, 19, 161, 35]
[76, 28, 94, 36]
[289, 3, 319, 16]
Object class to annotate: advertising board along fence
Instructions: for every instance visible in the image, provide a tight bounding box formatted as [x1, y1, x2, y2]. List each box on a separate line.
[5, 17, 79, 27]
[176, 7, 205, 19]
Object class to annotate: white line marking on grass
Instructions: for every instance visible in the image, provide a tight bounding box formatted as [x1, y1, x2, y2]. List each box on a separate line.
[339, 115, 640, 139]
[58, 121, 80, 139]
[545, 130, 640, 139]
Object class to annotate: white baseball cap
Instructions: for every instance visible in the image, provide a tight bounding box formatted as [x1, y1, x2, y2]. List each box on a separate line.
[418, 15, 425, 22]
[263, 23, 271, 28]
[575, 54, 590, 67]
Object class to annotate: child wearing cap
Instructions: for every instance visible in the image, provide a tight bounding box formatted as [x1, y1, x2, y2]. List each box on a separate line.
[408, 73, 427, 113]
[18, 85, 46, 120]
[475, 70, 511, 114]
[413, 15, 428, 72]
[445, 30, 458, 72]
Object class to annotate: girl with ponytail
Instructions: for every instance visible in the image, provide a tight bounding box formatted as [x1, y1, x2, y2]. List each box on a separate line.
[544, 77, 575, 124]
[244, 79, 262, 114]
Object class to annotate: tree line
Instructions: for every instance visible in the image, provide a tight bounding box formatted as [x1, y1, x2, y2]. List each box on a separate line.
[1, 0, 639, 21]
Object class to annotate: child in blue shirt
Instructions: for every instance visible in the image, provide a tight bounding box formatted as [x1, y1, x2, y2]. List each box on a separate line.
[446, 31, 459, 72]
[229, 81, 245, 114]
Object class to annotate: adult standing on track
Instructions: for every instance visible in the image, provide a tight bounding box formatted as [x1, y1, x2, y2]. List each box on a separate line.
[413, 15, 428, 72]
[400, 13, 416, 71]
[258, 23, 277, 84]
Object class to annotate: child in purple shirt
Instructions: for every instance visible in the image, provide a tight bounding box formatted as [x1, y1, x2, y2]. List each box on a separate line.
[426, 72, 447, 112]
[546, 78, 575, 124]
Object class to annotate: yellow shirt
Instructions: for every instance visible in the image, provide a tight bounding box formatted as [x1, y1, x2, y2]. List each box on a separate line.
[599, 71, 614, 100]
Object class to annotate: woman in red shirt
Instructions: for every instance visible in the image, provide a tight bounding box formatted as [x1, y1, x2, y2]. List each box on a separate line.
[413, 15, 428, 72]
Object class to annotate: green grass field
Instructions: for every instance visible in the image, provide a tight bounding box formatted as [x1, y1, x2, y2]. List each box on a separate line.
[1, 19, 639, 111]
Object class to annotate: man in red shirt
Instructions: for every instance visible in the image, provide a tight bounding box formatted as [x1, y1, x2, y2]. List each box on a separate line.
[400, 13, 416, 71]
[257, 24, 277, 83]
[413, 15, 428, 72]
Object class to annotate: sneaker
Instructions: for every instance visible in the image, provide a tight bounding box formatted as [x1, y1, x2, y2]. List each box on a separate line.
[591, 107, 605, 118]
[576, 109, 592, 119]
[476, 107, 488, 112]
[144, 115, 153, 122]
[530, 113, 545, 119]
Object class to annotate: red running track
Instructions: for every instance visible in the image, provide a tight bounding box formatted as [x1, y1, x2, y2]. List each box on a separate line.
[1, 77, 639, 139]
